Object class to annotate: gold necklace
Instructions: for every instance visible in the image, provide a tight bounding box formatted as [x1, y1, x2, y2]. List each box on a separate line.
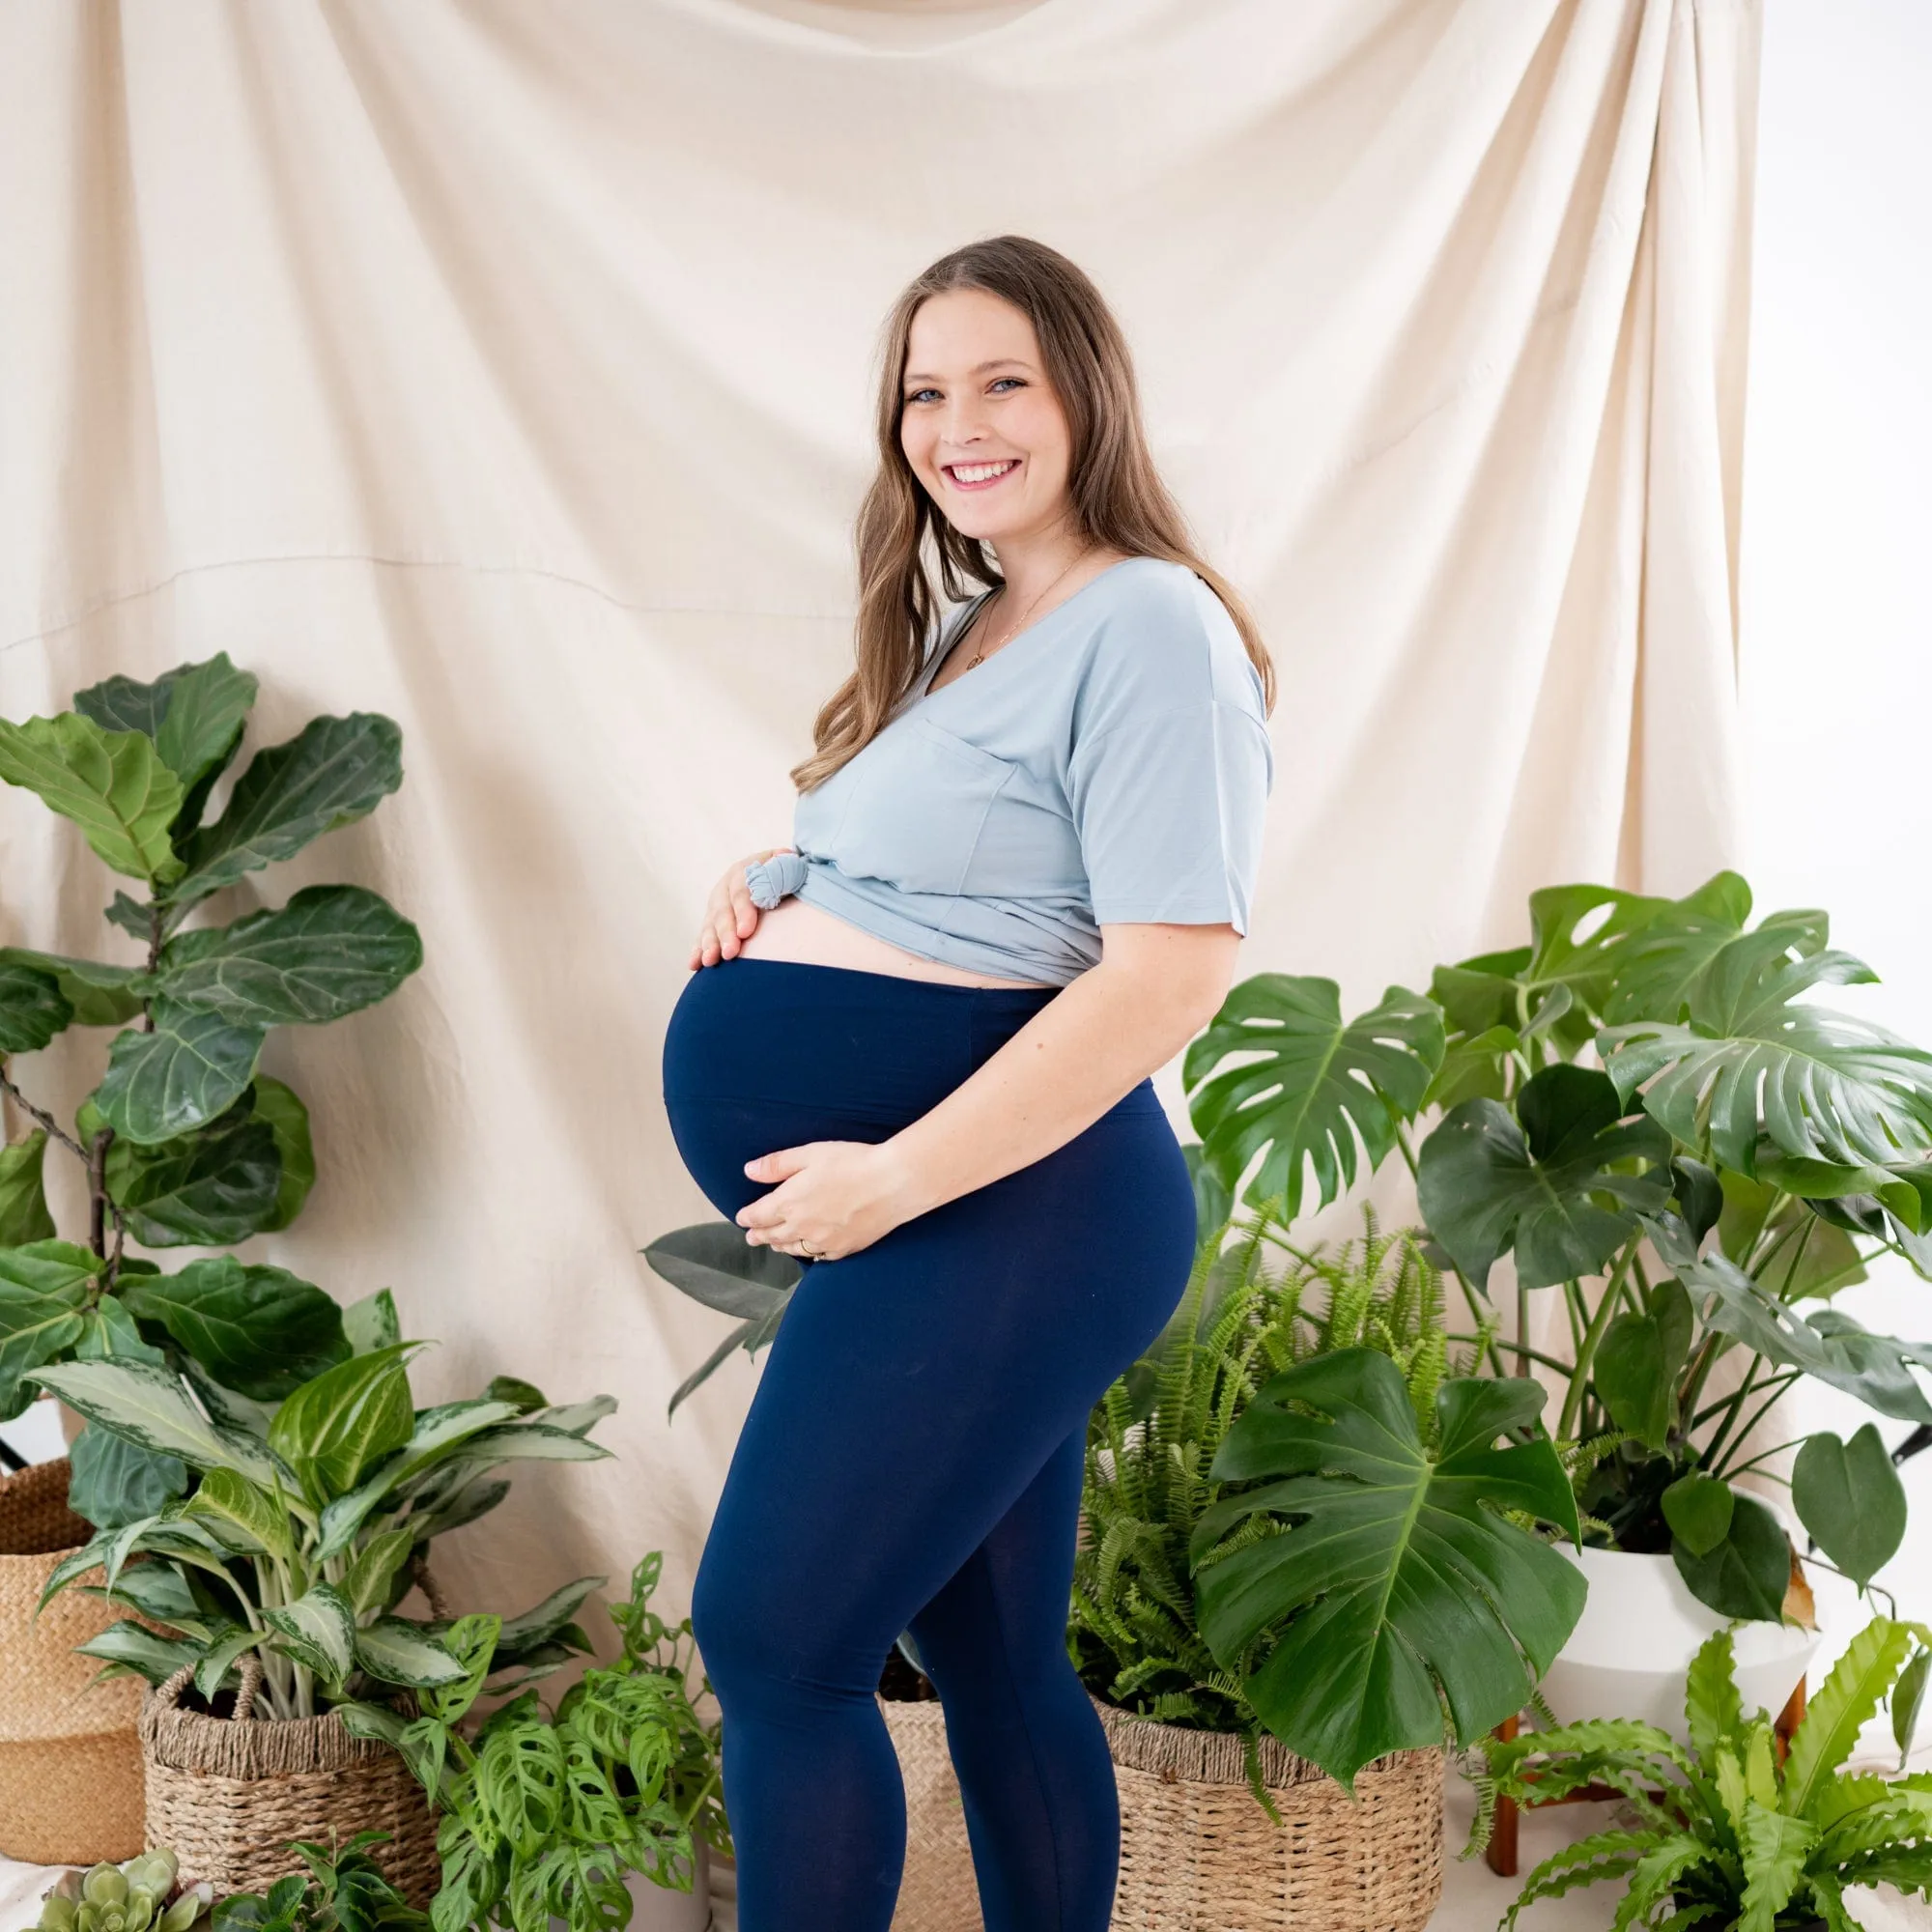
[961, 546, 1096, 670]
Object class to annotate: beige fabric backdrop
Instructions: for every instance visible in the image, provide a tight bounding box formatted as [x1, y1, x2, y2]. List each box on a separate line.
[0, 0, 1760, 1633]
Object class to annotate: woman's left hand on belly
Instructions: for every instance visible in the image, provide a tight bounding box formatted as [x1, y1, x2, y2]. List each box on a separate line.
[735, 1140, 922, 1262]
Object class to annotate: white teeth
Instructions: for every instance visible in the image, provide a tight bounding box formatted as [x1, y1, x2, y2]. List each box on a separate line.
[952, 460, 1016, 483]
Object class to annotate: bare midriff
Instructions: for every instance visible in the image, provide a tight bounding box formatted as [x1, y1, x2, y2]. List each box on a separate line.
[731, 892, 1058, 989]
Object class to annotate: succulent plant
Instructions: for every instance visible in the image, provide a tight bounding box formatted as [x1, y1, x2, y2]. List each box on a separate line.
[37, 1851, 212, 1932]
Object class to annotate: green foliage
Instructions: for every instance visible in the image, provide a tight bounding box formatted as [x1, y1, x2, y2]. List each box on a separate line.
[639, 1222, 800, 1415]
[1186, 871, 1932, 1621]
[1475, 1617, 1932, 1932]
[36, 1849, 213, 1932]
[210, 1832, 428, 1932]
[341, 1555, 726, 1932]
[1195, 1349, 1582, 1789]
[1068, 1207, 1573, 1794]
[0, 659, 419, 1453]
[32, 1332, 615, 1723]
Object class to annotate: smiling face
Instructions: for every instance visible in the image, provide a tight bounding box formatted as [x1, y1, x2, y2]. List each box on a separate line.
[898, 287, 1078, 547]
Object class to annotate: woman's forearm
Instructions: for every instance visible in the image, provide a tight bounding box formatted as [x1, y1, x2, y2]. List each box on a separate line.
[880, 932, 1235, 1220]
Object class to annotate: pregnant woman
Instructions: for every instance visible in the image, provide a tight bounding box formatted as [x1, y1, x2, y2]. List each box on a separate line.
[660, 234, 1275, 1930]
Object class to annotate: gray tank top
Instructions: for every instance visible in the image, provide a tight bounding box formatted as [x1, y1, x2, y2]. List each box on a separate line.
[745, 555, 1272, 987]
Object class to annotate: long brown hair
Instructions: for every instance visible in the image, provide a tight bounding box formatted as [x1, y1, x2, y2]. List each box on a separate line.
[792, 235, 1276, 791]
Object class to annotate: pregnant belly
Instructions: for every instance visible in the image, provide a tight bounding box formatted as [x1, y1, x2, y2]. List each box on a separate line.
[731, 893, 1052, 989]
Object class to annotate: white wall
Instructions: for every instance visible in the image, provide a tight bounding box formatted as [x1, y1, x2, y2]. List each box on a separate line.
[1743, 0, 1932, 1674]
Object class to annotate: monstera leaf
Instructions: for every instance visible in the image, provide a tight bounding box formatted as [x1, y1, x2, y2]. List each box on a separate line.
[168, 714, 404, 905]
[1191, 1350, 1584, 1788]
[1417, 1065, 1673, 1289]
[156, 885, 422, 1026]
[1602, 873, 1829, 1026]
[0, 713, 184, 882]
[1183, 977, 1444, 1219]
[1600, 945, 1932, 1177]
[1682, 1249, 1932, 1423]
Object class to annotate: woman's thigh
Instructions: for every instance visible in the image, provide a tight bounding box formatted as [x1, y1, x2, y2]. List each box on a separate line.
[684, 1093, 1196, 1678]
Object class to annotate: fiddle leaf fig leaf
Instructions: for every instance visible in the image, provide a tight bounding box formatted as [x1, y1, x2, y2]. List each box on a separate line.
[248, 1076, 315, 1231]
[0, 950, 150, 1028]
[0, 963, 71, 1054]
[67, 1423, 189, 1530]
[0, 1241, 96, 1420]
[1794, 1426, 1907, 1590]
[74, 655, 258, 813]
[0, 1131, 57, 1246]
[104, 1102, 282, 1248]
[121, 1258, 349, 1400]
[169, 714, 403, 904]
[1183, 977, 1445, 1220]
[94, 996, 266, 1144]
[1191, 1350, 1583, 1789]
[157, 885, 422, 1027]
[0, 713, 184, 882]
[1416, 1065, 1672, 1289]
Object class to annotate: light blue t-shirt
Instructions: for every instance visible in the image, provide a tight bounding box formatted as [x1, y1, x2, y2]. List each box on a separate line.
[745, 554, 1273, 987]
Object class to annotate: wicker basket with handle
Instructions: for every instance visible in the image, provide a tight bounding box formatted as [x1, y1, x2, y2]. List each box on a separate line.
[1098, 1697, 1444, 1932]
[142, 1657, 440, 1904]
[0, 1455, 146, 1863]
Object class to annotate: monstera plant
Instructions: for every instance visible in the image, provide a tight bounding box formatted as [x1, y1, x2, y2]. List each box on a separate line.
[0, 655, 418, 1522]
[1185, 871, 1932, 1623]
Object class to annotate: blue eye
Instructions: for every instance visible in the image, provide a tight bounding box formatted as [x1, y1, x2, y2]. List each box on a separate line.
[906, 387, 938, 405]
[991, 378, 1023, 392]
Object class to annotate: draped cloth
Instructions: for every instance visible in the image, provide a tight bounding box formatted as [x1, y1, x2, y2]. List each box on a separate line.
[0, 0, 1761, 1628]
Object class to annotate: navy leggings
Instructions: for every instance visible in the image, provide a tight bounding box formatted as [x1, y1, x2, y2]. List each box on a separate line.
[660, 957, 1196, 1931]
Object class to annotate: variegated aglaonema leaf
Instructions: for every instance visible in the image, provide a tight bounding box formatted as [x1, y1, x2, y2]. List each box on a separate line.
[1183, 977, 1445, 1220]
[1191, 1349, 1584, 1789]
[1416, 1065, 1673, 1289]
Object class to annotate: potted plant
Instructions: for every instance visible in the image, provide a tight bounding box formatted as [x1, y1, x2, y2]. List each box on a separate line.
[340, 1553, 727, 1932]
[1471, 1614, 1932, 1932]
[1064, 1200, 1579, 1931]
[0, 654, 421, 1521]
[33, 1847, 213, 1932]
[1185, 872, 1932, 1727]
[29, 1318, 616, 1903]
[211, 1831, 428, 1932]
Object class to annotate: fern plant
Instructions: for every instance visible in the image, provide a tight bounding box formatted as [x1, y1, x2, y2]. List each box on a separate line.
[1069, 1203, 1527, 1791]
[1474, 1615, 1932, 1932]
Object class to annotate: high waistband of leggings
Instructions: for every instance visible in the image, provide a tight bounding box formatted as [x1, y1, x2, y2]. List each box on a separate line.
[662, 954, 1104, 1126]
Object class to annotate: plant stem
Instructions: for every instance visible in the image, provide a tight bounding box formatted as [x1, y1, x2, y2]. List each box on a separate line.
[1710, 1376, 1806, 1481]
[1557, 1241, 1641, 1441]
[1718, 1439, 1804, 1483]
[1445, 1334, 1579, 1379]
[88, 1129, 110, 1259]
[0, 1065, 88, 1160]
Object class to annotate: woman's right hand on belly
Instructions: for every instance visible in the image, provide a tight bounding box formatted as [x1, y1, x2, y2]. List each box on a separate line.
[692, 847, 794, 969]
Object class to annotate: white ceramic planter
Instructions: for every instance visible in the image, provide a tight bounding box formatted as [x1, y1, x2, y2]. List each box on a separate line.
[1539, 1547, 1820, 1745]
[602, 1842, 712, 1932]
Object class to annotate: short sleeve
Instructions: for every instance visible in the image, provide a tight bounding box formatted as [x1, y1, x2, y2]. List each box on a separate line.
[1066, 603, 1275, 935]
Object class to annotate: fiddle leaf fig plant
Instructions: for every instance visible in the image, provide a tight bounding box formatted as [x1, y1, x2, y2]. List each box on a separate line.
[0, 657, 419, 1522]
[30, 1313, 615, 1722]
[1184, 870, 1932, 1623]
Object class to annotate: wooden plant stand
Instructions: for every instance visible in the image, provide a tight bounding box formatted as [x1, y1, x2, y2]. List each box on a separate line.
[1485, 1678, 1807, 1877]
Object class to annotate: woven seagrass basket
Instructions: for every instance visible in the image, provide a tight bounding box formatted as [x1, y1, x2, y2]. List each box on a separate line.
[0, 1455, 146, 1863]
[1097, 1698, 1444, 1932]
[881, 1696, 978, 1932]
[142, 1659, 440, 1904]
